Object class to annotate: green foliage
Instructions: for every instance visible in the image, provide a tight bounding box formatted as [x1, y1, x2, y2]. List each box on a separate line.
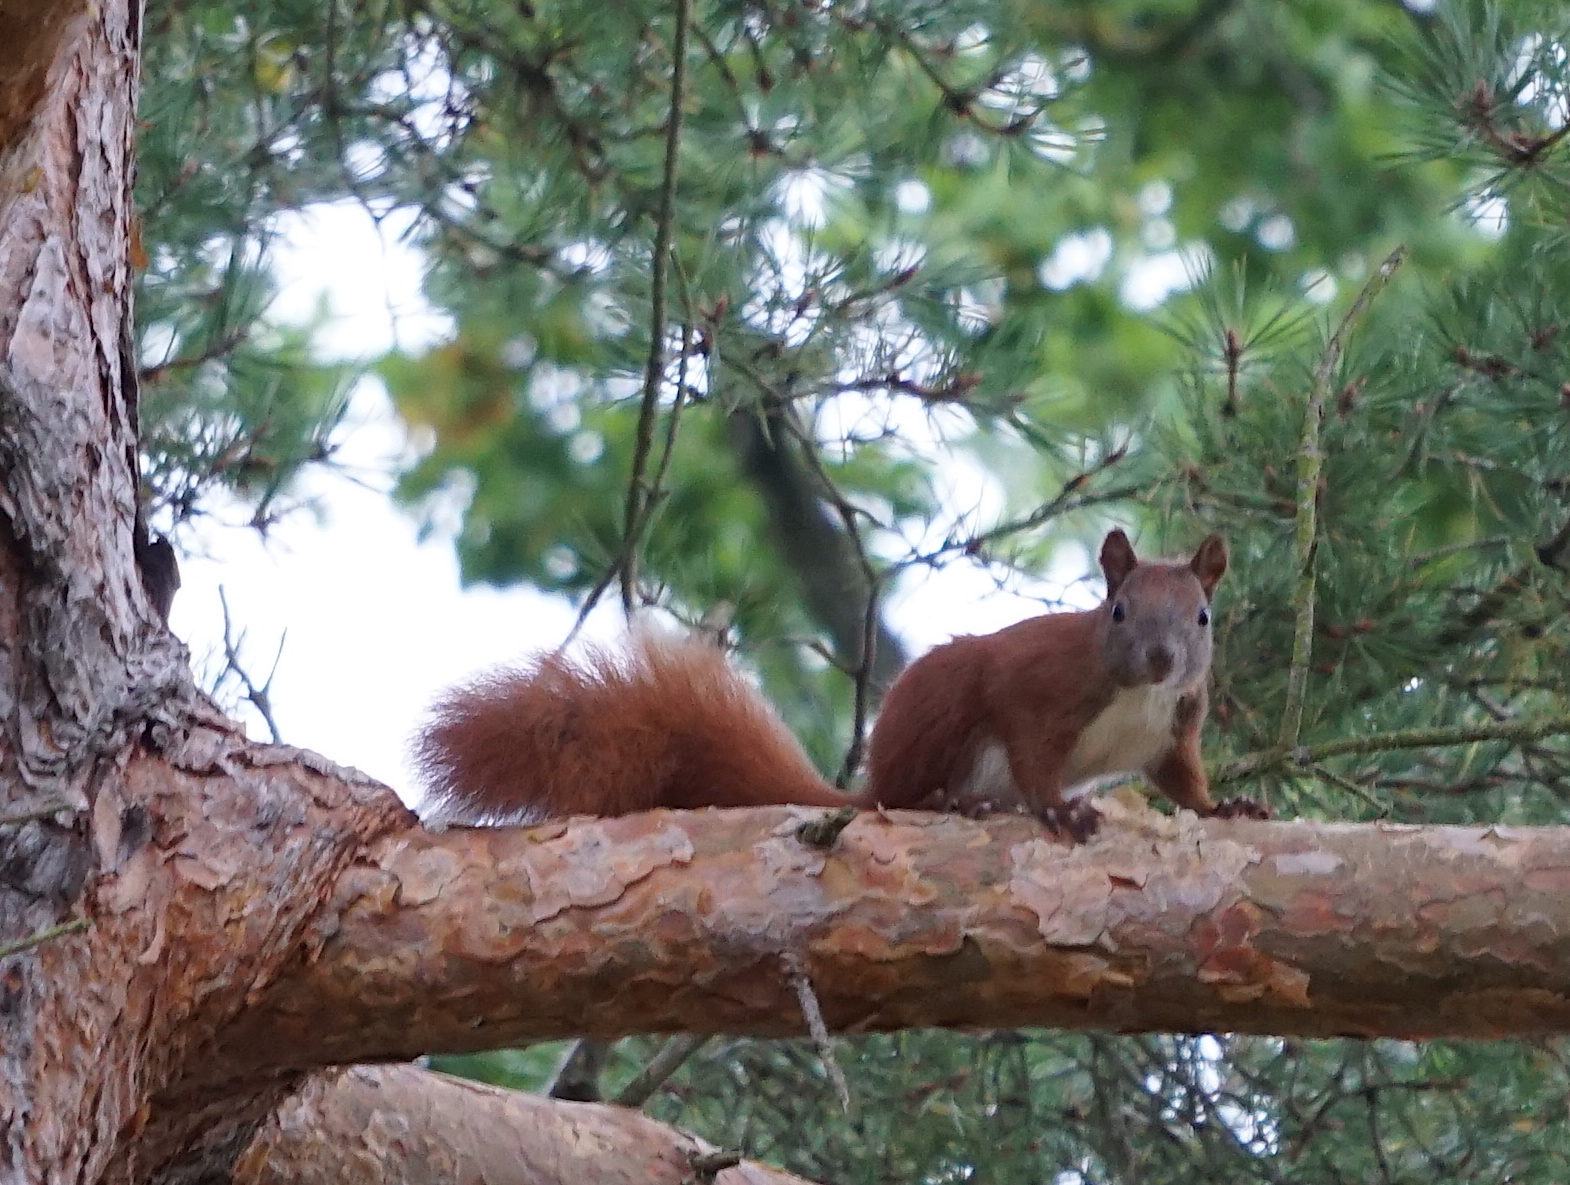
[136, 0, 1570, 1180]
[429, 1045, 564, 1092]
[1159, 233, 1570, 824]
[443, 1032, 1570, 1182]
[134, 0, 402, 529]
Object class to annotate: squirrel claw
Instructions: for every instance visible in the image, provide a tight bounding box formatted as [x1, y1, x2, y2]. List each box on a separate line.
[1040, 799, 1102, 843]
[1208, 797, 1271, 820]
[915, 787, 1020, 820]
[953, 799, 1000, 820]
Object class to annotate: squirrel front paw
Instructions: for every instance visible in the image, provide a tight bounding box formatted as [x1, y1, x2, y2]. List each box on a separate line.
[1040, 798, 1102, 843]
[1208, 797, 1271, 820]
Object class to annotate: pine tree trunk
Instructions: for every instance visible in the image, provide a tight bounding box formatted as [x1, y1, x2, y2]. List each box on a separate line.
[0, 5, 401, 1179]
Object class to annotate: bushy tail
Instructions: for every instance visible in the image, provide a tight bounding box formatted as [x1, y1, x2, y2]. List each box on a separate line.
[414, 629, 851, 823]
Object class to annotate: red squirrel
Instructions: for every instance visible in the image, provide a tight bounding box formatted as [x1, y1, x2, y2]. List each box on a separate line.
[414, 529, 1266, 830]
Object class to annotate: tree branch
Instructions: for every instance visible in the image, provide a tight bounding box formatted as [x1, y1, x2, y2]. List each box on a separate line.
[727, 405, 907, 688]
[238, 1064, 815, 1185]
[225, 798, 1570, 1074]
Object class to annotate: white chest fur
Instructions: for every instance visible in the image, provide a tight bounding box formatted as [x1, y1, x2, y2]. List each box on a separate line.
[1061, 683, 1183, 789]
[953, 683, 1184, 806]
[954, 739, 1019, 806]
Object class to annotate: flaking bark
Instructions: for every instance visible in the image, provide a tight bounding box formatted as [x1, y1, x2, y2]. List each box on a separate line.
[221, 796, 1570, 1071]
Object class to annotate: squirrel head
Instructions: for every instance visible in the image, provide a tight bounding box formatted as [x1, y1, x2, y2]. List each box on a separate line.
[1096, 529, 1227, 691]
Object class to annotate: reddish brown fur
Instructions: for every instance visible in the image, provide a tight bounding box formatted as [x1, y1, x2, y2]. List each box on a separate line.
[417, 531, 1244, 825]
[415, 630, 849, 821]
[866, 530, 1228, 815]
[865, 610, 1112, 810]
[1144, 693, 1213, 814]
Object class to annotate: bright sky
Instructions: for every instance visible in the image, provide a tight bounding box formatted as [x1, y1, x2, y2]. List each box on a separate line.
[165, 201, 1088, 807]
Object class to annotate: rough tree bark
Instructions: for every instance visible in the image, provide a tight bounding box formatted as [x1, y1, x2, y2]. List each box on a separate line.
[9, 4, 1570, 1185]
[237, 1064, 811, 1185]
[0, 5, 413, 1181]
[223, 797, 1570, 1065]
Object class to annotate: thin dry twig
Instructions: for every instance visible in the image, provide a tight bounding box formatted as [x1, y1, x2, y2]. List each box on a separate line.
[218, 586, 286, 743]
[565, 319, 696, 650]
[908, 453, 1136, 569]
[782, 952, 852, 1112]
[1305, 763, 1390, 816]
[766, 406, 890, 783]
[837, 571, 882, 787]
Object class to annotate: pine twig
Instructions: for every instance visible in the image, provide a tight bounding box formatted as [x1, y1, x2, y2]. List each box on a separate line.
[1307, 763, 1390, 817]
[1217, 717, 1570, 784]
[614, 1034, 708, 1107]
[619, 0, 692, 616]
[1432, 510, 1570, 649]
[0, 917, 90, 960]
[910, 458, 1136, 568]
[1278, 246, 1406, 750]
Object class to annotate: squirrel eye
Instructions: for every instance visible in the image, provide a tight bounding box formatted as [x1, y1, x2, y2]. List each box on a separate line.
[1198, 607, 1211, 627]
[1111, 602, 1126, 624]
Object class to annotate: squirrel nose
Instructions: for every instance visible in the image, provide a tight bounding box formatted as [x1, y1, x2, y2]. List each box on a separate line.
[1147, 645, 1174, 682]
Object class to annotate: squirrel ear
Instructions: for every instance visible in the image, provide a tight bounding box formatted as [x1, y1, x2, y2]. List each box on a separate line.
[1190, 535, 1228, 597]
[1100, 529, 1138, 597]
